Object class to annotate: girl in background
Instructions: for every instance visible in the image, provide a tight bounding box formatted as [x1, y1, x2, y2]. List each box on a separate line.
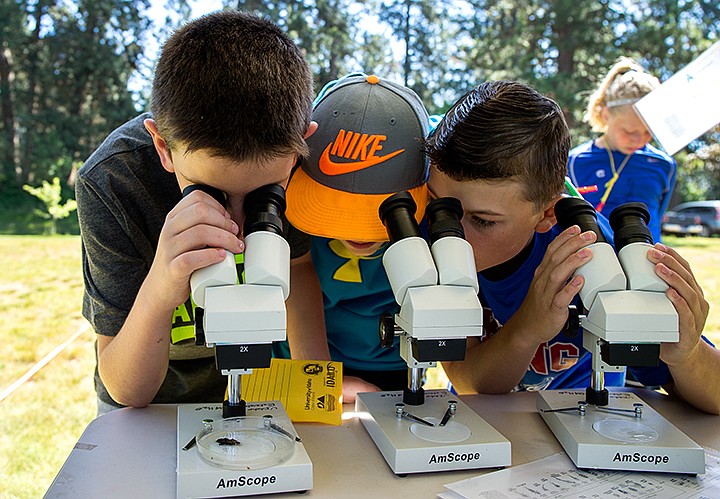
[568, 57, 676, 242]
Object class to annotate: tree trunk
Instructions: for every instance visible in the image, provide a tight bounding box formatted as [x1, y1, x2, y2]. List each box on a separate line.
[19, 1, 50, 185]
[402, 0, 411, 86]
[553, 3, 578, 130]
[0, 47, 17, 183]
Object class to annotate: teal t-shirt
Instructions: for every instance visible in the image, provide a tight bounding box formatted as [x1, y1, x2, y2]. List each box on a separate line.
[275, 237, 405, 371]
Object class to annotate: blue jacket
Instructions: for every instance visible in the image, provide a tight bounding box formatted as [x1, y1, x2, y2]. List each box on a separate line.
[568, 140, 676, 243]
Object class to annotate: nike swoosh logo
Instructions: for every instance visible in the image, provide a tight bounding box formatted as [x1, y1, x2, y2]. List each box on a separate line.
[318, 144, 405, 175]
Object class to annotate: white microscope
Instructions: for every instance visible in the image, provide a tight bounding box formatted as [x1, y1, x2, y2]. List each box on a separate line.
[537, 197, 705, 474]
[175, 184, 312, 498]
[356, 192, 511, 475]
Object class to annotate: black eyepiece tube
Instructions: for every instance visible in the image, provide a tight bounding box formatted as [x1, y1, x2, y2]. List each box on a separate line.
[609, 202, 653, 251]
[554, 197, 607, 244]
[243, 184, 286, 236]
[379, 191, 421, 244]
[181, 184, 226, 206]
[426, 197, 465, 244]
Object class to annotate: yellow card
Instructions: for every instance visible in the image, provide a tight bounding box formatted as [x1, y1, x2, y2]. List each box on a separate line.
[241, 359, 342, 425]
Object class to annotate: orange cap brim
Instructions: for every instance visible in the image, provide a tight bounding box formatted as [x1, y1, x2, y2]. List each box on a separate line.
[286, 166, 428, 241]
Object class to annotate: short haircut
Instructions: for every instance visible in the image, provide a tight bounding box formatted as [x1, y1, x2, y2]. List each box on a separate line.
[426, 80, 570, 208]
[150, 10, 313, 162]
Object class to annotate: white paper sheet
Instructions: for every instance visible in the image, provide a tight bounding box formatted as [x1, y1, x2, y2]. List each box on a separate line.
[441, 448, 720, 499]
[633, 41, 720, 155]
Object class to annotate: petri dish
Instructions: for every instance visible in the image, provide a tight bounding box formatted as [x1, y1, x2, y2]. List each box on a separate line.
[409, 417, 472, 443]
[592, 418, 659, 443]
[195, 416, 296, 470]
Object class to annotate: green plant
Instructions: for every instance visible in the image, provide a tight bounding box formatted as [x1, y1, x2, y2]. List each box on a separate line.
[22, 178, 78, 235]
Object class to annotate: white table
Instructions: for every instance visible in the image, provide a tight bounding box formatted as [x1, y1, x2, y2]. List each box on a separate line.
[46, 388, 720, 498]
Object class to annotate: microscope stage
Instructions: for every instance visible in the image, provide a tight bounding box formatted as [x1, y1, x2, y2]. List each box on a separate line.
[356, 389, 511, 475]
[176, 402, 312, 498]
[537, 390, 705, 474]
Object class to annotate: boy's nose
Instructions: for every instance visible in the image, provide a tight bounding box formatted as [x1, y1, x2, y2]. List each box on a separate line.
[225, 201, 245, 236]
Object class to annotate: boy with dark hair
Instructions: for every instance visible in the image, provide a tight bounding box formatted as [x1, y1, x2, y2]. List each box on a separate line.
[429, 80, 720, 414]
[150, 13, 311, 160]
[76, 11, 317, 414]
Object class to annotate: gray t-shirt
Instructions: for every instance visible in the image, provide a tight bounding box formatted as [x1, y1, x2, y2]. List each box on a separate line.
[76, 113, 310, 408]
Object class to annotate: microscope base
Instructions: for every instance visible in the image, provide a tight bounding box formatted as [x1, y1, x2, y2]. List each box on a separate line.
[176, 402, 312, 498]
[537, 390, 705, 474]
[356, 389, 511, 475]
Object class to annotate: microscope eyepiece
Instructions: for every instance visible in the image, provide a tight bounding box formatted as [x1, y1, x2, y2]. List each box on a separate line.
[379, 191, 422, 243]
[426, 197, 465, 244]
[554, 197, 608, 244]
[181, 184, 226, 205]
[243, 184, 286, 237]
[609, 202, 653, 251]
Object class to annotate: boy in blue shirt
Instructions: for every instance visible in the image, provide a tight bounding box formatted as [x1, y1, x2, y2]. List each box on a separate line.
[429, 81, 720, 414]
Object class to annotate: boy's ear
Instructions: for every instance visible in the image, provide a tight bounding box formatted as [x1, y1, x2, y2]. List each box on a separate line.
[144, 118, 174, 173]
[534, 195, 561, 234]
[304, 121, 318, 140]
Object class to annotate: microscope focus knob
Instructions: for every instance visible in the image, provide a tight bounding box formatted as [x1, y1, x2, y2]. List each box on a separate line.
[194, 307, 206, 346]
[563, 304, 580, 338]
[379, 312, 396, 348]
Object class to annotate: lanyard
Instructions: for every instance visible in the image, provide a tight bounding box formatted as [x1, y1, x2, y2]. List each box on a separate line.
[596, 137, 632, 213]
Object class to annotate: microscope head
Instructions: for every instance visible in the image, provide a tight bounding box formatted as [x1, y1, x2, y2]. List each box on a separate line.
[379, 192, 483, 365]
[185, 184, 291, 374]
[556, 198, 678, 370]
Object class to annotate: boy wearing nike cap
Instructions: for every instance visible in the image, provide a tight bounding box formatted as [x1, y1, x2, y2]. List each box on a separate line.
[282, 73, 430, 402]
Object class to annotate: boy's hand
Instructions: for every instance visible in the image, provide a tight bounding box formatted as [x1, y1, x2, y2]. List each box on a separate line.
[647, 243, 709, 366]
[511, 225, 595, 348]
[148, 189, 244, 311]
[341, 376, 381, 404]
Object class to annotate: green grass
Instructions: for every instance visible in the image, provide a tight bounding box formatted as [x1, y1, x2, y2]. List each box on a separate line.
[0, 234, 718, 498]
[0, 236, 95, 499]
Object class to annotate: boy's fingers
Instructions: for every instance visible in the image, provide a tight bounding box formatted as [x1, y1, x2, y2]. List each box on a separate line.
[551, 274, 583, 312]
[536, 233, 592, 296]
[172, 247, 229, 278]
[655, 243, 691, 270]
[657, 262, 708, 333]
[174, 224, 244, 255]
[650, 246, 707, 312]
[167, 191, 236, 236]
[546, 228, 596, 268]
[546, 225, 581, 253]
